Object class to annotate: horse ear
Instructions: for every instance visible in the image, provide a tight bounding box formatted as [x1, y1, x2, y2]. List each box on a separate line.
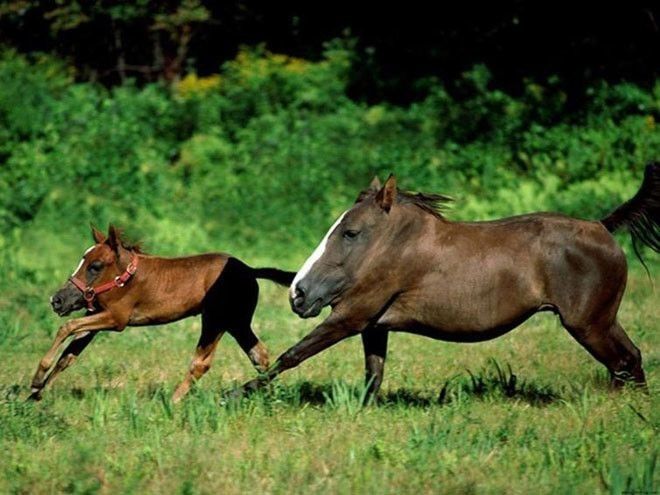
[376, 174, 397, 212]
[91, 224, 105, 244]
[107, 224, 120, 252]
[369, 176, 382, 191]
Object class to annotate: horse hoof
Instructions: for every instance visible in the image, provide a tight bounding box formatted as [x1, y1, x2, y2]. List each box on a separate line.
[27, 390, 43, 401]
[223, 386, 247, 401]
[170, 388, 187, 404]
[223, 380, 261, 401]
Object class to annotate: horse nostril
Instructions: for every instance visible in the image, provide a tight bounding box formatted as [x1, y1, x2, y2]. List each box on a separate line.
[51, 295, 63, 308]
[293, 287, 305, 308]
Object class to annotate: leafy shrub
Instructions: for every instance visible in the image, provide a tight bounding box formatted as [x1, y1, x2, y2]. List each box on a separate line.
[215, 41, 353, 135]
[0, 45, 658, 278]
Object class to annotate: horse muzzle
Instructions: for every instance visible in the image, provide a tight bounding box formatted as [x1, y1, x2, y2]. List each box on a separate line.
[290, 286, 325, 318]
[50, 284, 85, 317]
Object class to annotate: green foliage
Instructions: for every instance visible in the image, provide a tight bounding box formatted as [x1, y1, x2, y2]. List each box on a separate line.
[0, 46, 658, 273]
[0, 51, 71, 143]
[214, 41, 353, 135]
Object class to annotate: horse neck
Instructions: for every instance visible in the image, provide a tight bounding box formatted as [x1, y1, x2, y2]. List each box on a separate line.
[395, 204, 447, 239]
[385, 207, 451, 266]
[127, 252, 224, 295]
[108, 253, 192, 310]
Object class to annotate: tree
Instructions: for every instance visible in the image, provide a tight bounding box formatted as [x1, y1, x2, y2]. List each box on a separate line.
[0, 0, 211, 83]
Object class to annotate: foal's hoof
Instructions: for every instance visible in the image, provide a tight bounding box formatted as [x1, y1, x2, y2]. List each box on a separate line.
[27, 389, 43, 401]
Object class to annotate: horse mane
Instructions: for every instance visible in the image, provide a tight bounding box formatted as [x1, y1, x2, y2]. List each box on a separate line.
[112, 228, 145, 254]
[396, 191, 453, 219]
[358, 188, 453, 219]
[123, 241, 145, 254]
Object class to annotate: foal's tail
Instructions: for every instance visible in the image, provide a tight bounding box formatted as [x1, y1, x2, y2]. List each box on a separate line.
[601, 162, 660, 264]
[252, 267, 296, 287]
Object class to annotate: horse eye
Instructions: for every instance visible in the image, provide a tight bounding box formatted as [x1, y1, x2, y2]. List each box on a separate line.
[88, 261, 103, 273]
[343, 230, 360, 240]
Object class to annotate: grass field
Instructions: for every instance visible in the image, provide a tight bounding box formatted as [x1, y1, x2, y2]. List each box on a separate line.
[0, 255, 657, 494]
[1, 39, 659, 495]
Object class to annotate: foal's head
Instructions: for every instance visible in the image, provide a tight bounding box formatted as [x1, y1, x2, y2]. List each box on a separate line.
[289, 175, 451, 318]
[51, 225, 139, 316]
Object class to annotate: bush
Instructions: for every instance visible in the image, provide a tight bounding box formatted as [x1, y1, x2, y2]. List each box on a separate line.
[0, 46, 658, 276]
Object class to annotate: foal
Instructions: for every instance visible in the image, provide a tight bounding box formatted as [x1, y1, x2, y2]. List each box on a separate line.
[30, 225, 295, 402]
[241, 163, 658, 399]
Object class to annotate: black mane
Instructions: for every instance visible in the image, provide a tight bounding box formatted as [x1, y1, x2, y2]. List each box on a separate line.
[357, 188, 453, 219]
[396, 190, 453, 219]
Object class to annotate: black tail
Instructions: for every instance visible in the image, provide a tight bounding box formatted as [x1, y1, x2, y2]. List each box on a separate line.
[601, 162, 660, 264]
[252, 267, 296, 287]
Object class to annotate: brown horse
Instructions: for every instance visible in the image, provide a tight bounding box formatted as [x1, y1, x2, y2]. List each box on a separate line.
[30, 225, 295, 402]
[241, 163, 659, 399]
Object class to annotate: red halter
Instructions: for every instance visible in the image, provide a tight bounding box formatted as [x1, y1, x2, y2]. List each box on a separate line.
[70, 255, 139, 311]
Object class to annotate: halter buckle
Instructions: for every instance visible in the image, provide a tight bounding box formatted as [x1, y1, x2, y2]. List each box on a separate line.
[83, 287, 96, 301]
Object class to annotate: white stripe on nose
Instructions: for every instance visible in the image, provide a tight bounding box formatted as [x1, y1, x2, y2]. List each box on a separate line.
[290, 211, 347, 297]
[71, 245, 96, 277]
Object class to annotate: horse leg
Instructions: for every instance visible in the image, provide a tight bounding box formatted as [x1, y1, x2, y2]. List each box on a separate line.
[565, 319, 645, 387]
[28, 332, 97, 400]
[198, 256, 268, 387]
[224, 275, 268, 372]
[239, 318, 358, 394]
[31, 311, 117, 393]
[229, 326, 270, 372]
[361, 328, 389, 403]
[172, 316, 225, 403]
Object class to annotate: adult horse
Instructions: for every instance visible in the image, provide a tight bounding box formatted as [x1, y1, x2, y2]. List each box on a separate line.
[242, 163, 658, 399]
[30, 225, 295, 402]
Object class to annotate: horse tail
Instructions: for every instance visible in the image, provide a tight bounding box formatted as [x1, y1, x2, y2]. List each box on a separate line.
[252, 267, 296, 287]
[600, 162, 660, 268]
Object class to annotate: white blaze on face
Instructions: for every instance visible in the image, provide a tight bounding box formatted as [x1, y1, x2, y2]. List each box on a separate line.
[71, 245, 96, 277]
[290, 211, 347, 298]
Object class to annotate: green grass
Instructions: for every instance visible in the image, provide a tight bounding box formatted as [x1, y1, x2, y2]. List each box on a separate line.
[1, 45, 658, 494]
[0, 266, 657, 494]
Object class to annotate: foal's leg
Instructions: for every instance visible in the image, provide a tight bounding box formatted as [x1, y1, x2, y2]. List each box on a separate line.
[172, 316, 225, 403]
[566, 319, 645, 387]
[361, 328, 389, 403]
[29, 332, 96, 400]
[229, 326, 270, 372]
[225, 264, 268, 371]
[31, 311, 117, 392]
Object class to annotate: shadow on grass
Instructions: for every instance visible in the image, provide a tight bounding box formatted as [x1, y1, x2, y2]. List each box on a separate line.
[249, 361, 563, 409]
[23, 358, 562, 408]
[19, 357, 649, 409]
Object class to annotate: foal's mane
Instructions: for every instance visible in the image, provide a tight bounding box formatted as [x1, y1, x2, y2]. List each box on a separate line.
[111, 228, 145, 254]
[358, 189, 453, 219]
